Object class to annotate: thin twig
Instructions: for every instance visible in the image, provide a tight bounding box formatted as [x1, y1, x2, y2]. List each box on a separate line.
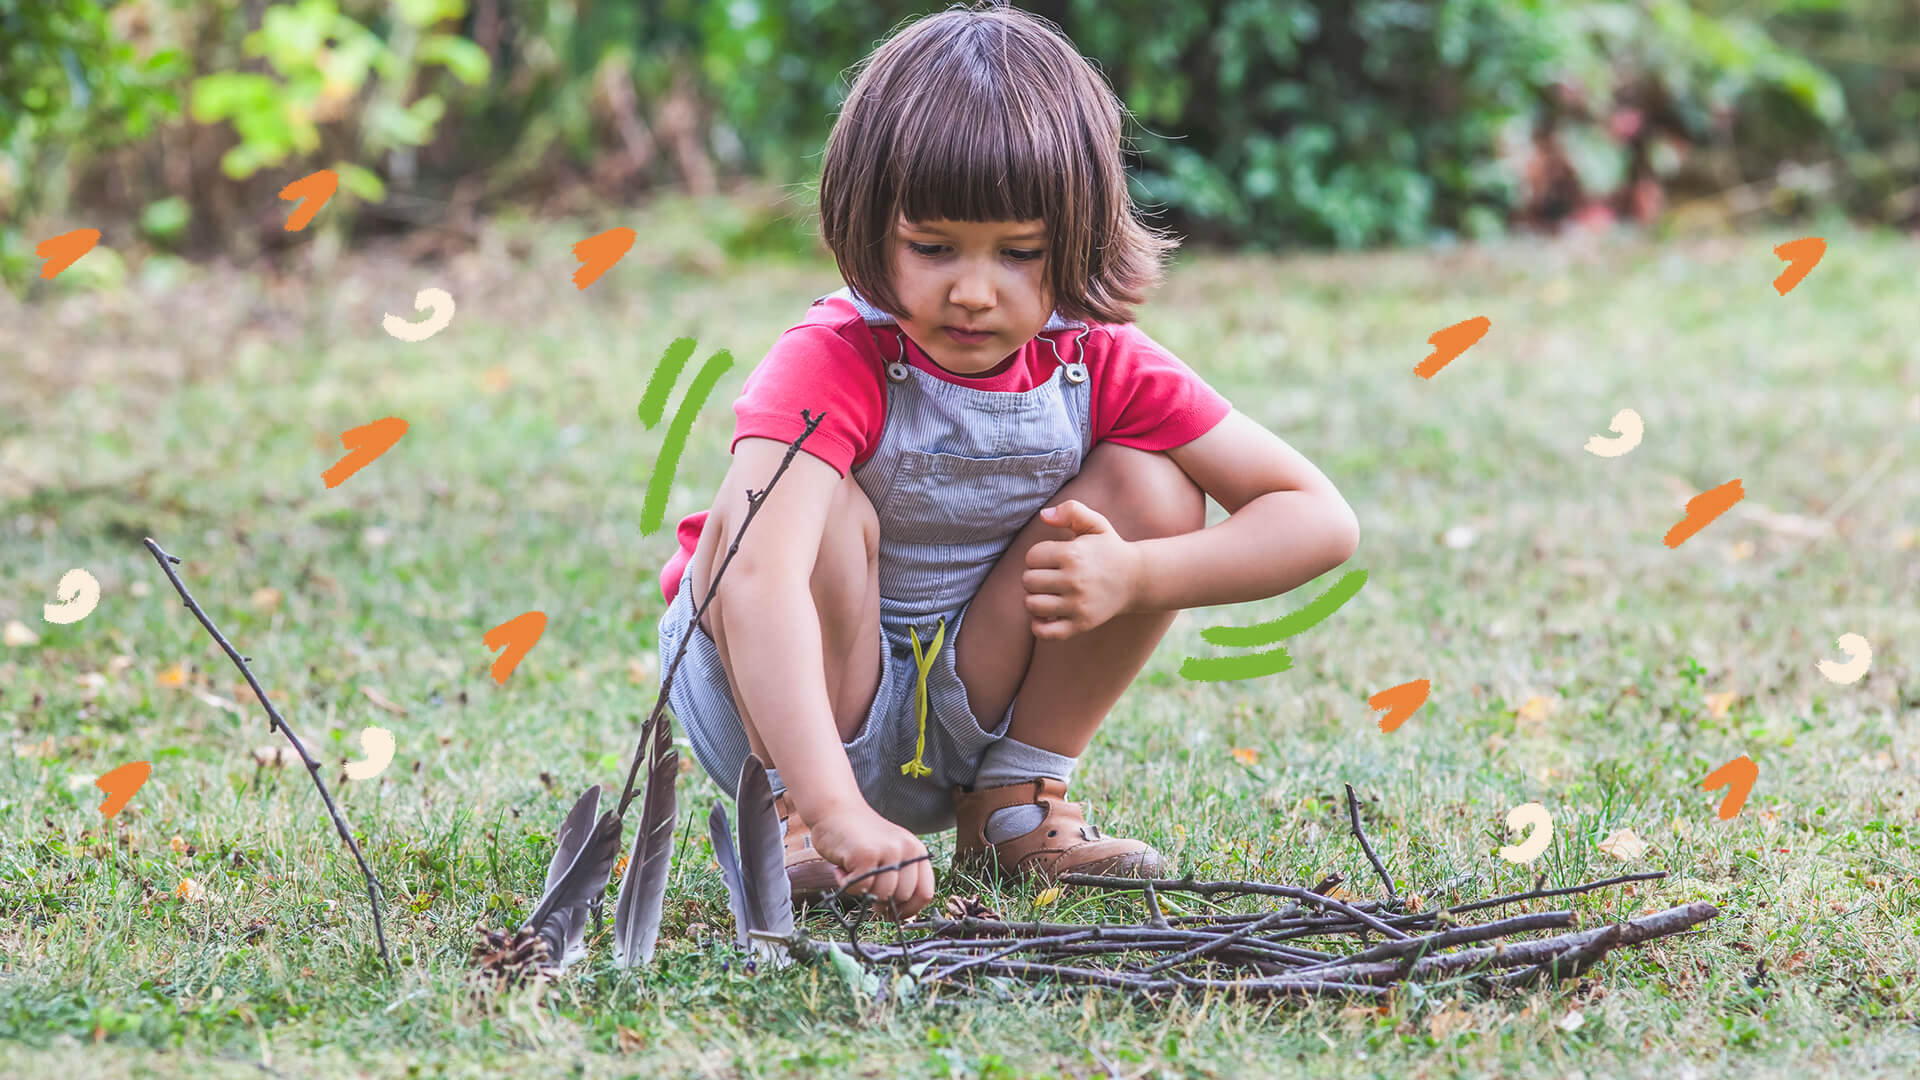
[1063, 874, 1409, 940]
[142, 537, 393, 977]
[1344, 783, 1397, 908]
[1443, 871, 1667, 916]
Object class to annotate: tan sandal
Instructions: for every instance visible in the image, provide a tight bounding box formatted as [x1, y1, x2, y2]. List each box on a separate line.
[952, 778, 1169, 882]
[775, 795, 841, 902]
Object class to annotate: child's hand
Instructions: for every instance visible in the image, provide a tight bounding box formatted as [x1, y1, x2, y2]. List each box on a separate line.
[1022, 500, 1145, 639]
[809, 803, 935, 919]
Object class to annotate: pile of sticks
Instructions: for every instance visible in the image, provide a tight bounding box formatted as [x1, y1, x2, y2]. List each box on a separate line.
[766, 787, 1719, 1001]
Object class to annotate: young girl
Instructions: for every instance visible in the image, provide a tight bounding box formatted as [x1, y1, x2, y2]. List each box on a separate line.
[655, 1, 1359, 919]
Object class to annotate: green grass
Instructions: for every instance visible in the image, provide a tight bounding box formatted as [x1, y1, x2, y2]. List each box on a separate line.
[3, 198, 1918, 1078]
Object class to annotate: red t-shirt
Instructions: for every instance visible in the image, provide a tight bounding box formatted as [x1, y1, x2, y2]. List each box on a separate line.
[658, 295, 1231, 602]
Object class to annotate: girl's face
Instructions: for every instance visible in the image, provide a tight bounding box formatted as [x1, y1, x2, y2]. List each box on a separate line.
[889, 214, 1053, 376]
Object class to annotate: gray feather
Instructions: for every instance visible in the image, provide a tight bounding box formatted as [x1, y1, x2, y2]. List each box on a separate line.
[708, 801, 752, 949]
[611, 716, 677, 967]
[545, 784, 602, 897]
[521, 789, 621, 970]
[735, 754, 794, 958]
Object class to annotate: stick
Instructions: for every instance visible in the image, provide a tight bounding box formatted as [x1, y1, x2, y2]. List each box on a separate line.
[1344, 783, 1397, 908]
[142, 538, 394, 977]
[1443, 871, 1668, 916]
[616, 409, 827, 818]
[1063, 874, 1410, 940]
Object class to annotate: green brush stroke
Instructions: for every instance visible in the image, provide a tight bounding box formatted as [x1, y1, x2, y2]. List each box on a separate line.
[1179, 645, 1294, 683]
[1199, 569, 1367, 648]
[637, 336, 699, 427]
[639, 342, 732, 537]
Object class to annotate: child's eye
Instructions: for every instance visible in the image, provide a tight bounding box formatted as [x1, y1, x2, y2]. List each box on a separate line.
[907, 242, 1043, 262]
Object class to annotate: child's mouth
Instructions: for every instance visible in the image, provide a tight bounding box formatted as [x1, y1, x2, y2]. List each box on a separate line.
[943, 327, 992, 345]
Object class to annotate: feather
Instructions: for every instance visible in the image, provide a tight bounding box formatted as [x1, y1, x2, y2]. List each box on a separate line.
[708, 801, 751, 950]
[520, 788, 621, 971]
[545, 784, 602, 897]
[611, 715, 678, 967]
[734, 754, 794, 960]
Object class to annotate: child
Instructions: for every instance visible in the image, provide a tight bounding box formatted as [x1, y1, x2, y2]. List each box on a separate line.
[655, 1, 1359, 919]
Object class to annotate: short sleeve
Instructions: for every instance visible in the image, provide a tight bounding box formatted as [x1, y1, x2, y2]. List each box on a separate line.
[729, 325, 887, 477]
[1087, 323, 1232, 451]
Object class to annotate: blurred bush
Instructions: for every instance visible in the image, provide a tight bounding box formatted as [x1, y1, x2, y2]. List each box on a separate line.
[1, 0, 1914, 283]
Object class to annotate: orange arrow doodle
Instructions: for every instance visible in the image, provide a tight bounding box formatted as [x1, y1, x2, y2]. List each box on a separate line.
[1413, 316, 1491, 379]
[1772, 237, 1825, 296]
[280, 169, 340, 232]
[1369, 678, 1431, 733]
[1702, 754, 1757, 820]
[1663, 478, 1743, 549]
[484, 611, 547, 685]
[37, 228, 103, 280]
[95, 761, 152, 819]
[321, 417, 408, 489]
[572, 226, 636, 289]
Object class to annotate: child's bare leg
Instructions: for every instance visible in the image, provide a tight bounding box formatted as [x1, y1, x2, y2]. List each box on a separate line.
[955, 441, 1207, 752]
[688, 469, 883, 758]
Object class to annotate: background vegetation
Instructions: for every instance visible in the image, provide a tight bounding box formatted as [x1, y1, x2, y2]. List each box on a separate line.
[3, 0, 1918, 288]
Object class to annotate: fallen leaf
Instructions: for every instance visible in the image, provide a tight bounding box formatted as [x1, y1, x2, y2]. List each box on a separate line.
[190, 688, 245, 716]
[106, 654, 134, 677]
[74, 672, 108, 692]
[481, 365, 512, 393]
[1516, 696, 1556, 726]
[176, 878, 206, 902]
[170, 835, 188, 854]
[1231, 746, 1260, 766]
[3, 620, 40, 647]
[1724, 539, 1756, 563]
[1556, 1008, 1584, 1032]
[156, 664, 187, 688]
[1704, 691, 1737, 718]
[251, 745, 300, 768]
[250, 587, 282, 612]
[628, 656, 657, 684]
[1598, 828, 1648, 861]
[129, 580, 152, 598]
[1034, 886, 1062, 908]
[1322, 883, 1360, 903]
[617, 1026, 647, 1053]
[360, 686, 409, 715]
[1428, 1005, 1473, 1040]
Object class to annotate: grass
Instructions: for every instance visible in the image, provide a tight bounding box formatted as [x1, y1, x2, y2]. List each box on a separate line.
[2, 195, 1918, 1078]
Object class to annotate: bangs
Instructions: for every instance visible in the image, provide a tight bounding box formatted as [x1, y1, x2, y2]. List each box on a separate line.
[888, 46, 1065, 228]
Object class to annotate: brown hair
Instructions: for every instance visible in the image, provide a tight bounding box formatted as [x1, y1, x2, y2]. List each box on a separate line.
[816, 1, 1179, 327]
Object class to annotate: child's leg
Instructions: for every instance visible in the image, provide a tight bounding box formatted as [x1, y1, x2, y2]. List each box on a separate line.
[947, 442, 1204, 876]
[954, 441, 1208, 753]
[688, 468, 883, 762]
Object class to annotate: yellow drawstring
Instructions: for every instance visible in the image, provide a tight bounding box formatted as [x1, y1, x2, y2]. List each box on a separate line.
[900, 616, 946, 778]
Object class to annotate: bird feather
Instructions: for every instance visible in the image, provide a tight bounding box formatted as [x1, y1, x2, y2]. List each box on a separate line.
[520, 787, 621, 970]
[545, 783, 602, 897]
[707, 801, 751, 950]
[734, 754, 794, 960]
[611, 715, 677, 967]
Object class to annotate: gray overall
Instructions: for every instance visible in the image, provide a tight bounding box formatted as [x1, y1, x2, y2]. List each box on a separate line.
[656, 285, 1095, 833]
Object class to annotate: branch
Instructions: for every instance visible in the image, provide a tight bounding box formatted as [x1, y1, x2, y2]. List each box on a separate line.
[142, 538, 393, 977]
[1344, 783, 1397, 908]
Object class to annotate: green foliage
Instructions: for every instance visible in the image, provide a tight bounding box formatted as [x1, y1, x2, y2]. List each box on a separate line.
[188, 0, 489, 194]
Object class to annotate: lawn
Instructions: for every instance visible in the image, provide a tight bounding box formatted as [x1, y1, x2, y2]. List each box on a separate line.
[2, 197, 1917, 1079]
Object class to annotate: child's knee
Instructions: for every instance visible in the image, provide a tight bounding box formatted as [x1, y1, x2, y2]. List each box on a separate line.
[1084, 444, 1204, 538]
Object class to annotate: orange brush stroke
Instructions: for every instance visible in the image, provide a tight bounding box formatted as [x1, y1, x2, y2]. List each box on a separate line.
[1370, 678, 1431, 732]
[37, 228, 102, 280]
[573, 227, 637, 290]
[322, 417, 408, 489]
[1772, 237, 1825, 296]
[95, 761, 152, 819]
[484, 611, 547, 685]
[1702, 754, 1757, 820]
[1663, 478, 1743, 548]
[1413, 316, 1491, 379]
[280, 169, 339, 232]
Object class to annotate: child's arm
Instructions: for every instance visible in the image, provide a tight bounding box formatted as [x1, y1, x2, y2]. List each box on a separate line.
[704, 437, 935, 916]
[1130, 408, 1361, 611]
